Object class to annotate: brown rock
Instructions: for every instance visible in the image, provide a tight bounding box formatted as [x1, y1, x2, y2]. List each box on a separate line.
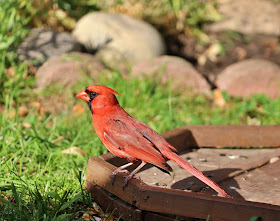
[204, 0, 280, 36]
[36, 52, 107, 89]
[216, 59, 280, 99]
[131, 56, 210, 94]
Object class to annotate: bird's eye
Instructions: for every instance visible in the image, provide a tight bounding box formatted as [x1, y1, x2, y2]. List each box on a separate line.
[89, 91, 97, 100]
[85, 89, 98, 101]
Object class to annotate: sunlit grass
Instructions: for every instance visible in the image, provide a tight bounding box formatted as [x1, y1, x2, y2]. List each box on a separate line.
[2, 65, 280, 220]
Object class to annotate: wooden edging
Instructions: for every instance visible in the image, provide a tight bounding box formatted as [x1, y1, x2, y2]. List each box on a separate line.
[86, 156, 280, 221]
[86, 125, 280, 220]
[161, 125, 280, 151]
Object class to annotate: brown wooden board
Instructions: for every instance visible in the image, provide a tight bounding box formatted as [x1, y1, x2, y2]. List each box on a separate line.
[137, 148, 280, 199]
[217, 158, 280, 206]
[161, 125, 280, 149]
[85, 126, 280, 220]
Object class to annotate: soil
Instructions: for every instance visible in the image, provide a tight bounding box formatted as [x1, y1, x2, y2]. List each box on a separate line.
[164, 31, 280, 85]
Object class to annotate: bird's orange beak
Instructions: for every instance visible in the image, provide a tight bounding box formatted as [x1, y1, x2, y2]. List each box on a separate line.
[76, 90, 90, 102]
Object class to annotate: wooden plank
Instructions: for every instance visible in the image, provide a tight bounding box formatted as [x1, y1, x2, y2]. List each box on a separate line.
[86, 156, 280, 220]
[138, 148, 280, 197]
[161, 125, 280, 148]
[217, 158, 280, 205]
[86, 181, 181, 221]
[85, 126, 280, 220]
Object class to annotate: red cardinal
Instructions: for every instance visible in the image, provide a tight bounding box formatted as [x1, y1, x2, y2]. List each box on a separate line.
[76, 85, 231, 198]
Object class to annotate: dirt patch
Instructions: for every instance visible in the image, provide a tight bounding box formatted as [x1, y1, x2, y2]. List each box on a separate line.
[165, 32, 280, 83]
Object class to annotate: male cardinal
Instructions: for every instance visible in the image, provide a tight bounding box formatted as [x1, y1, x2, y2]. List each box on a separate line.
[76, 85, 231, 198]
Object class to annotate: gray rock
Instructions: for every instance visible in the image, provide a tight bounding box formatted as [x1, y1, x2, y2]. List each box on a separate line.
[17, 28, 82, 66]
[72, 12, 166, 67]
[131, 55, 210, 94]
[216, 59, 280, 99]
[205, 0, 280, 36]
[36, 52, 107, 89]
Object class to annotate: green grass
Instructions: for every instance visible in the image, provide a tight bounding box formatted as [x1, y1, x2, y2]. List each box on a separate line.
[1, 69, 280, 219]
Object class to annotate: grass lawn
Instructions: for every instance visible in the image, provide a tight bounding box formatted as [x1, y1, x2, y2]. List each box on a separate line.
[1, 69, 280, 220]
[1, 1, 280, 220]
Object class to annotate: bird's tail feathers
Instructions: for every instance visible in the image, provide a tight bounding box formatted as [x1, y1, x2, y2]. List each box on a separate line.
[162, 150, 232, 198]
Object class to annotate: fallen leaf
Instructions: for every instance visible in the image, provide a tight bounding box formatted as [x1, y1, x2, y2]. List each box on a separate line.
[51, 136, 64, 144]
[28, 64, 36, 75]
[198, 42, 222, 66]
[31, 102, 41, 109]
[19, 105, 28, 117]
[197, 54, 207, 66]
[31, 101, 46, 116]
[91, 202, 103, 215]
[207, 43, 222, 62]
[213, 89, 226, 107]
[61, 146, 86, 156]
[82, 212, 90, 221]
[270, 157, 279, 164]
[235, 47, 247, 60]
[23, 122, 31, 128]
[7, 66, 15, 77]
[247, 117, 261, 126]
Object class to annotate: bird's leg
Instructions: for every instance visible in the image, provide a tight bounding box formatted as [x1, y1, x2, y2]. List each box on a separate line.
[110, 162, 134, 185]
[123, 161, 147, 188]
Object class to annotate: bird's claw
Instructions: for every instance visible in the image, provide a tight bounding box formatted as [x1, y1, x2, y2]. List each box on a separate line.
[110, 169, 129, 185]
[122, 174, 141, 189]
[109, 174, 116, 185]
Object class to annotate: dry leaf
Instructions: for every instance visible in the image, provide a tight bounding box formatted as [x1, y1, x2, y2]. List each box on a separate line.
[198, 42, 222, 66]
[213, 89, 226, 107]
[82, 212, 90, 221]
[6, 66, 15, 77]
[31, 101, 45, 116]
[207, 43, 222, 62]
[235, 47, 247, 60]
[270, 157, 279, 164]
[19, 105, 28, 117]
[197, 54, 207, 66]
[73, 103, 86, 114]
[28, 64, 36, 75]
[23, 122, 31, 128]
[91, 202, 102, 215]
[31, 102, 41, 109]
[247, 117, 261, 126]
[61, 146, 86, 156]
[51, 136, 64, 144]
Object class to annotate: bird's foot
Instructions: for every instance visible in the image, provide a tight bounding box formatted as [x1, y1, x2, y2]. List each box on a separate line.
[110, 169, 129, 185]
[123, 174, 141, 189]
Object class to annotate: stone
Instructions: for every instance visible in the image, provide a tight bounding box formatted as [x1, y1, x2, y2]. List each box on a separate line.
[72, 12, 166, 67]
[17, 28, 82, 66]
[36, 52, 107, 90]
[204, 0, 280, 36]
[131, 55, 210, 94]
[216, 59, 280, 99]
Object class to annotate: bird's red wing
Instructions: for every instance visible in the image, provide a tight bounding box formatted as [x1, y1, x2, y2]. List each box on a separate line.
[103, 119, 172, 172]
[122, 115, 178, 152]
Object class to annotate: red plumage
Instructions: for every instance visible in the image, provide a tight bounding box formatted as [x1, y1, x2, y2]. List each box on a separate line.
[76, 85, 231, 198]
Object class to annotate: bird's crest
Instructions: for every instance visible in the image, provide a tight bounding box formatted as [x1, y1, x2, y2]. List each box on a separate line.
[86, 85, 120, 96]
